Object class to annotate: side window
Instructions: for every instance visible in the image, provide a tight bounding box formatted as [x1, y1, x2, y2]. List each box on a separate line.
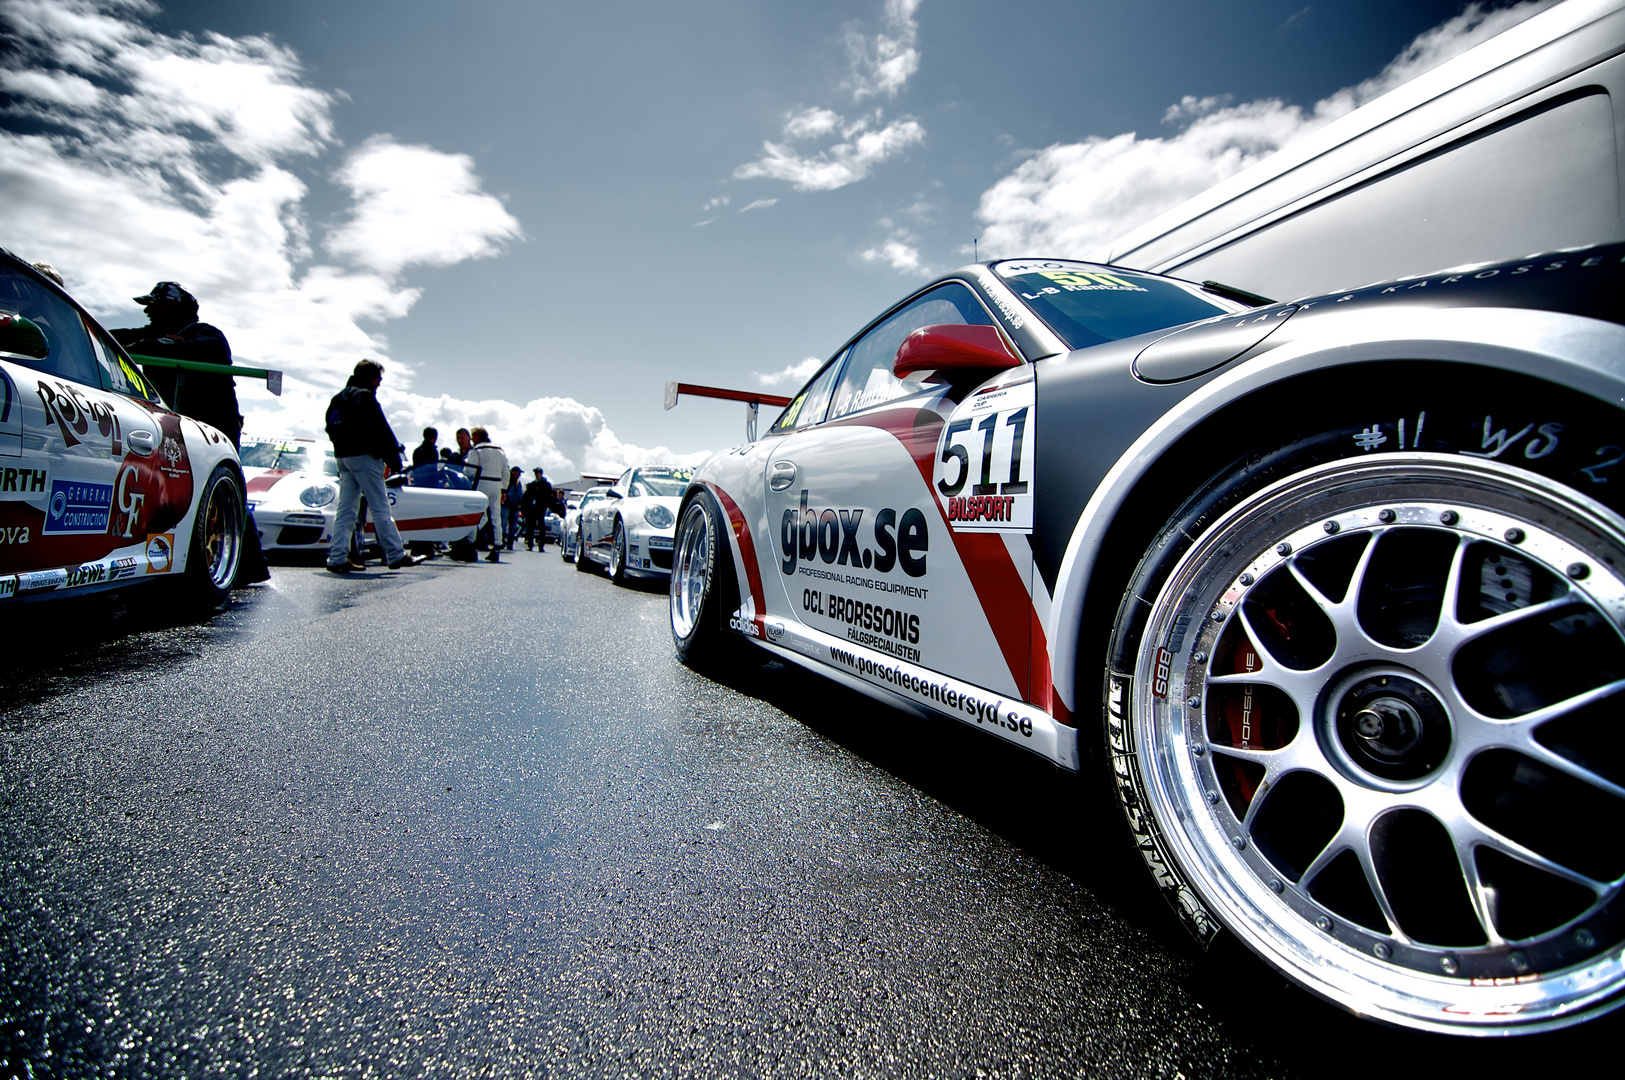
[828, 282, 996, 420]
[91, 326, 160, 402]
[0, 266, 99, 386]
[768, 349, 846, 435]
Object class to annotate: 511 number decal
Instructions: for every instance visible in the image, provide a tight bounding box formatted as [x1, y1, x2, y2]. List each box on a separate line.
[933, 380, 1035, 532]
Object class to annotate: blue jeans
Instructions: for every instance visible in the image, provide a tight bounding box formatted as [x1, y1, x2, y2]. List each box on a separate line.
[329, 455, 406, 567]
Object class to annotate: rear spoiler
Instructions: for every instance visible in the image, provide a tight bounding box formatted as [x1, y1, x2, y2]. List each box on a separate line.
[130, 353, 284, 396]
[664, 381, 791, 441]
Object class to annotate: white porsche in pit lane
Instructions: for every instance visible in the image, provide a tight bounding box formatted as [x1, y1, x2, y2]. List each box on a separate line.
[577, 467, 691, 584]
[248, 453, 488, 554]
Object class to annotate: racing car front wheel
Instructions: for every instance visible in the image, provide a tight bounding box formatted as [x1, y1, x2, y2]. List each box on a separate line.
[1111, 451, 1625, 1034]
[609, 519, 629, 585]
[670, 490, 739, 666]
[185, 464, 245, 612]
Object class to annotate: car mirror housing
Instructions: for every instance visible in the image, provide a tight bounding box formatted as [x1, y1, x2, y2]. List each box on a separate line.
[893, 324, 1021, 381]
[0, 313, 50, 359]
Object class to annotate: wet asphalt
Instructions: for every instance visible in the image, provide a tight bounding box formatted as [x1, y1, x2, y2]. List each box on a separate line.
[1, 548, 1618, 1078]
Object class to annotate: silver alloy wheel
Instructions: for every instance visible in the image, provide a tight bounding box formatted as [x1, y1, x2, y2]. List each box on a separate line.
[202, 472, 243, 590]
[1134, 453, 1625, 1033]
[609, 519, 625, 580]
[671, 501, 711, 640]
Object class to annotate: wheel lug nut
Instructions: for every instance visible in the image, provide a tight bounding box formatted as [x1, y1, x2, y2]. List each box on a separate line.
[1504, 527, 1525, 543]
[1373, 942, 1391, 959]
[1567, 562, 1590, 580]
[1378, 509, 1396, 524]
[1191, 742, 1206, 756]
[1439, 510, 1459, 525]
[1508, 952, 1529, 973]
[1440, 956, 1459, 975]
[1276, 542, 1293, 556]
[1210, 609, 1224, 622]
[1206, 790, 1219, 804]
[1187, 696, 1202, 709]
[1192, 652, 1207, 663]
[1315, 916, 1332, 932]
[1239, 573, 1254, 586]
[1323, 520, 1340, 534]
[1268, 878, 1284, 894]
[1576, 928, 1596, 948]
[1231, 835, 1246, 850]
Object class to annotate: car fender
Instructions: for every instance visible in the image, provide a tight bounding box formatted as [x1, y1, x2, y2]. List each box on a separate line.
[1046, 304, 1625, 711]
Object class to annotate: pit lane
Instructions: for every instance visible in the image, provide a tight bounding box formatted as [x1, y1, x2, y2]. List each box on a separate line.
[0, 553, 1615, 1076]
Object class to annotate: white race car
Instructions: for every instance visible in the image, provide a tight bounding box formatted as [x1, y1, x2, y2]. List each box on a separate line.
[561, 487, 607, 563]
[249, 450, 488, 554]
[577, 466, 690, 584]
[1, 253, 245, 610]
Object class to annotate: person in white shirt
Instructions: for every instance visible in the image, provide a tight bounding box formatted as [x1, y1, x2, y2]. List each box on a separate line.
[462, 426, 509, 563]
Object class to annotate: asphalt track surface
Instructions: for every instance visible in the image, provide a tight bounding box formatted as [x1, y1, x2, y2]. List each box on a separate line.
[1, 548, 1618, 1078]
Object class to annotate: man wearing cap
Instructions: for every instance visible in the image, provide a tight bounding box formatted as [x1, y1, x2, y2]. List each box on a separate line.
[111, 281, 241, 447]
[521, 467, 556, 552]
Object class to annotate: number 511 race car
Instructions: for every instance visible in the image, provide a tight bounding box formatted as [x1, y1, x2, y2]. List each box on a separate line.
[668, 243, 1625, 1035]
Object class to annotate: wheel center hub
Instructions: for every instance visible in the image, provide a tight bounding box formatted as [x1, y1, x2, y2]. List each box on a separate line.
[1333, 672, 1451, 782]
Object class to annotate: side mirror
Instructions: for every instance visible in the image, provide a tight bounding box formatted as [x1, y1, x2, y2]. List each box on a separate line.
[893, 324, 1020, 381]
[0, 313, 49, 359]
[608, 489, 625, 500]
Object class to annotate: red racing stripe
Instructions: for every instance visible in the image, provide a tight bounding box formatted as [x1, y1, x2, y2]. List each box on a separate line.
[705, 482, 767, 635]
[826, 404, 1040, 704]
[364, 513, 482, 533]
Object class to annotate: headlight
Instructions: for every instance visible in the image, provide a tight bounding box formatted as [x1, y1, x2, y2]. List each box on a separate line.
[643, 503, 674, 529]
[299, 484, 337, 508]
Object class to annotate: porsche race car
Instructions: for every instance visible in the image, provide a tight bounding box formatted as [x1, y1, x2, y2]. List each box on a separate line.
[577, 466, 691, 583]
[0, 251, 244, 610]
[249, 453, 488, 554]
[667, 243, 1625, 1035]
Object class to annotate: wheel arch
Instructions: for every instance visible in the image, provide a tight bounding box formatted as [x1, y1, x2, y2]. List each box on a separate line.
[1048, 306, 1625, 713]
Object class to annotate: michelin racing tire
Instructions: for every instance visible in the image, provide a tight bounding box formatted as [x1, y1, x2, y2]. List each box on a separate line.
[575, 523, 595, 573]
[1109, 448, 1625, 1034]
[609, 518, 628, 586]
[185, 463, 245, 612]
[670, 489, 739, 667]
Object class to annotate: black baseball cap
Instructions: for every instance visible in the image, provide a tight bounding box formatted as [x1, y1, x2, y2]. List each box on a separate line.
[133, 281, 197, 306]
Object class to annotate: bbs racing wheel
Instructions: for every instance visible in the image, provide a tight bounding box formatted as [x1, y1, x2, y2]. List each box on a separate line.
[1111, 451, 1625, 1034]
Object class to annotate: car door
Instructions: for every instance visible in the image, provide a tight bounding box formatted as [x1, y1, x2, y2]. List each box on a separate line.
[760, 281, 1040, 704]
[0, 267, 163, 590]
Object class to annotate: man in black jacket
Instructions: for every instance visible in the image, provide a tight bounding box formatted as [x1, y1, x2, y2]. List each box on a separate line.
[111, 281, 241, 447]
[521, 468, 556, 551]
[324, 359, 422, 572]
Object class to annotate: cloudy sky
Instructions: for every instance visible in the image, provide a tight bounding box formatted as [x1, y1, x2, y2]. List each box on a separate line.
[0, 0, 1553, 476]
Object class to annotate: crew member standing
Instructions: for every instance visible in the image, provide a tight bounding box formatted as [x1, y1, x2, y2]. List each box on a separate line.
[462, 426, 509, 563]
[501, 467, 523, 552]
[111, 281, 241, 447]
[521, 467, 555, 551]
[324, 359, 422, 573]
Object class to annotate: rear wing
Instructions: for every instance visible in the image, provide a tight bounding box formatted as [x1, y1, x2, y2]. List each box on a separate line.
[664, 381, 791, 442]
[130, 353, 284, 396]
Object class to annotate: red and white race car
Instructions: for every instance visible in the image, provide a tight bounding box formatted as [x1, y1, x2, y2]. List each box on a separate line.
[242, 437, 487, 554]
[0, 251, 244, 609]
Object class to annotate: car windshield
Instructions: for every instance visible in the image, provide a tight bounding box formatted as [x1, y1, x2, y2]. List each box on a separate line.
[240, 442, 314, 471]
[629, 469, 691, 498]
[404, 462, 474, 489]
[994, 260, 1236, 349]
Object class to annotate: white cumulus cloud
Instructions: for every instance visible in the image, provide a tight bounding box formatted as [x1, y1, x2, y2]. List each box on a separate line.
[0, 0, 667, 479]
[845, 0, 922, 100]
[735, 110, 924, 192]
[975, 1, 1555, 258]
[751, 356, 822, 389]
[326, 137, 522, 276]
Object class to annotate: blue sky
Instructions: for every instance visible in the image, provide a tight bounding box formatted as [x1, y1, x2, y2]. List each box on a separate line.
[0, 0, 1552, 475]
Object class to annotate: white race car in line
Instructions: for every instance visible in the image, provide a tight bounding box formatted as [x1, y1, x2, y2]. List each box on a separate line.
[560, 487, 606, 563]
[244, 440, 488, 554]
[576, 466, 691, 584]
